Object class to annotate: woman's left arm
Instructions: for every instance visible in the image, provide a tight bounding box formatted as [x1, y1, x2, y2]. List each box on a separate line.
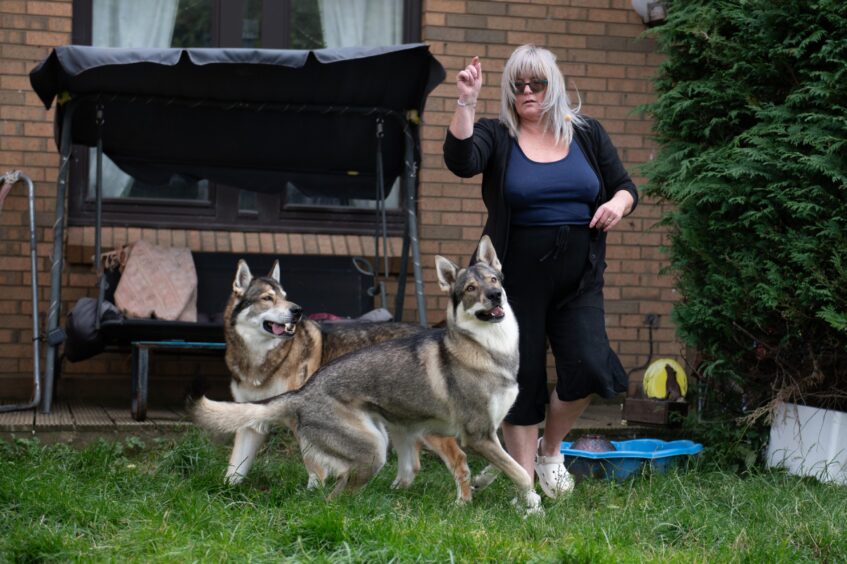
[589, 189, 633, 232]
[588, 120, 638, 232]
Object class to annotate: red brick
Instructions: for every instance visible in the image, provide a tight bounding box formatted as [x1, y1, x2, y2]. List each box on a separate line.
[487, 15, 526, 31]
[214, 231, 231, 252]
[467, 1, 507, 16]
[47, 15, 70, 32]
[317, 235, 333, 255]
[446, 13, 488, 28]
[567, 21, 606, 36]
[606, 22, 645, 38]
[24, 121, 56, 137]
[26, 1, 70, 17]
[506, 31, 547, 45]
[1, 43, 49, 60]
[274, 233, 290, 254]
[229, 231, 245, 253]
[426, 26, 465, 42]
[588, 8, 630, 23]
[607, 51, 648, 66]
[259, 233, 274, 253]
[24, 29, 66, 45]
[424, 12, 446, 26]
[428, 0, 466, 13]
[526, 19, 566, 33]
[549, 7, 589, 20]
[302, 234, 319, 255]
[507, 4, 547, 18]
[548, 34, 588, 49]
[0, 1, 26, 14]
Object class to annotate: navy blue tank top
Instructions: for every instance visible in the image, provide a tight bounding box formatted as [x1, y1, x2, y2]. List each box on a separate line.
[504, 139, 600, 226]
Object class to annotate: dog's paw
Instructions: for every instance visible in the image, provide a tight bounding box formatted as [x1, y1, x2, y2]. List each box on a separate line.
[454, 493, 472, 506]
[306, 474, 321, 490]
[511, 490, 544, 517]
[471, 464, 501, 492]
[523, 490, 544, 516]
[391, 476, 414, 490]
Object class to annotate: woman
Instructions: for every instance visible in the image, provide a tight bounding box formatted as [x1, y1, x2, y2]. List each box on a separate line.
[442, 45, 637, 499]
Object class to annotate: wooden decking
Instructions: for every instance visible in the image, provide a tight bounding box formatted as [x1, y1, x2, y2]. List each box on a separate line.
[0, 401, 190, 443]
[0, 401, 643, 444]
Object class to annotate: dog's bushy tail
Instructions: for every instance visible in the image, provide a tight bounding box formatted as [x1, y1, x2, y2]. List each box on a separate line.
[192, 395, 294, 435]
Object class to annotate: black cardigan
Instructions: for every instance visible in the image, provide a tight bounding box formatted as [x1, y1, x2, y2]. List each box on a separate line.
[443, 116, 638, 308]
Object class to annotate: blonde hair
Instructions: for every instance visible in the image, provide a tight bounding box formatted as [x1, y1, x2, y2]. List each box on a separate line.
[499, 44, 583, 145]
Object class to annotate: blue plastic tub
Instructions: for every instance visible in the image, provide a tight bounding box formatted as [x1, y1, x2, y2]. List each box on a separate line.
[560, 439, 704, 481]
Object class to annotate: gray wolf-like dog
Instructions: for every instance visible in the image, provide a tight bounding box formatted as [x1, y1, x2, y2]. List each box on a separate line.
[195, 236, 540, 511]
[220, 259, 471, 501]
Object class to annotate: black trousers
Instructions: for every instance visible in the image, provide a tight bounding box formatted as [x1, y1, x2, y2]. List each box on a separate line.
[502, 224, 627, 426]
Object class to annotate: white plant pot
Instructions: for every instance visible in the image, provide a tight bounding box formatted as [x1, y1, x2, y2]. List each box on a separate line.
[766, 401, 847, 485]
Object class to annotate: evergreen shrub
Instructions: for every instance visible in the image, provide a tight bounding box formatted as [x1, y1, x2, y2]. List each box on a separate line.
[642, 0, 847, 416]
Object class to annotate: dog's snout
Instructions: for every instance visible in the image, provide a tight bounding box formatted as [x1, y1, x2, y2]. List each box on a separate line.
[486, 289, 502, 304]
[290, 305, 303, 321]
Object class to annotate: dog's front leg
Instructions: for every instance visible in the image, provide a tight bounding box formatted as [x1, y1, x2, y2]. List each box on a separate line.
[422, 435, 472, 504]
[226, 426, 267, 484]
[469, 434, 543, 515]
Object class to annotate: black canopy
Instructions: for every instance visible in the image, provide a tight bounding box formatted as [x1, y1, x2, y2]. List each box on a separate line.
[29, 44, 445, 197]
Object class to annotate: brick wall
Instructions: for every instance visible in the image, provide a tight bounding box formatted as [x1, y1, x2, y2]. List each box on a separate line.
[1, 0, 72, 399]
[0, 0, 683, 403]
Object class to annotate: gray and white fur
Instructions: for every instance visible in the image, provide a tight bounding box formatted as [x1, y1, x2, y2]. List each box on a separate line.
[195, 236, 540, 511]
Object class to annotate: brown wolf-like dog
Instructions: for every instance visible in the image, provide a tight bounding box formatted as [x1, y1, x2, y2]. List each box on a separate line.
[195, 237, 541, 511]
[221, 259, 471, 501]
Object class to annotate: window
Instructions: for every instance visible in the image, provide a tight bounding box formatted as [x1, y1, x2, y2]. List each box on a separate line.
[70, 0, 421, 233]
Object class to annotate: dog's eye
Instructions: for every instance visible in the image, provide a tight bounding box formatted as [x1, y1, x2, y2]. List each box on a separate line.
[262, 295, 274, 302]
[465, 284, 476, 293]
[491, 276, 498, 284]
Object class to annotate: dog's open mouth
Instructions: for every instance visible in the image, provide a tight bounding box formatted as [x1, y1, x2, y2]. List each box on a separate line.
[475, 306, 505, 322]
[262, 320, 297, 337]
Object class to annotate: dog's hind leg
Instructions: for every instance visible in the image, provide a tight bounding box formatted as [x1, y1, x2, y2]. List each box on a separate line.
[390, 431, 420, 490]
[313, 415, 387, 500]
[328, 473, 350, 500]
[468, 434, 542, 514]
[422, 435, 472, 504]
[327, 456, 384, 500]
[226, 427, 267, 484]
[303, 456, 328, 489]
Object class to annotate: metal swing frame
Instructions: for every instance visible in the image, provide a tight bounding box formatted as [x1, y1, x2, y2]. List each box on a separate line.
[37, 96, 429, 414]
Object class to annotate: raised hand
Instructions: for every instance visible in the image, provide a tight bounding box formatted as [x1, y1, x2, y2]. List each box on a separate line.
[457, 56, 482, 104]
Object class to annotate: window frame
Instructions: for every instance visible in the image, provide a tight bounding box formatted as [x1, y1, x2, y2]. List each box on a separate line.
[69, 0, 421, 234]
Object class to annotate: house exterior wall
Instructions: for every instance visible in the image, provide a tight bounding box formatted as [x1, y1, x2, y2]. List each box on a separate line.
[0, 0, 681, 403]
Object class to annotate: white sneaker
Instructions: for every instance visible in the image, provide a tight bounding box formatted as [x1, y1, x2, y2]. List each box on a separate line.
[534, 437, 574, 499]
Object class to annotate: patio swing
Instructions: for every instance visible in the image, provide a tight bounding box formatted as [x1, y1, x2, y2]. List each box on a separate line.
[27, 44, 445, 415]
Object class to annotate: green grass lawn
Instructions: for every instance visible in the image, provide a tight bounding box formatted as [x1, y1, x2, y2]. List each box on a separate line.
[1, 430, 845, 563]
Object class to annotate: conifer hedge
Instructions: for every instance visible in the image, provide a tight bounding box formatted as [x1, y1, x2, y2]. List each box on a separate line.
[642, 0, 847, 415]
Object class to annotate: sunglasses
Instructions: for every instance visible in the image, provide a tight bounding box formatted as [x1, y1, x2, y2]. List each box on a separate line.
[511, 78, 548, 94]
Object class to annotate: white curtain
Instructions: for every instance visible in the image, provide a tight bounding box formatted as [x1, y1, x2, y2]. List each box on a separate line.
[90, 0, 180, 197]
[318, 0, 401, 48]
[312, 0, 402, 209]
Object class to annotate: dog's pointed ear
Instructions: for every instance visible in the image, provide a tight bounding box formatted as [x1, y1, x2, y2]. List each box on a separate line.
[233, 260, 252, 296]
[435, 255, 459, 292]
[475, 235, 501, 272]
[268, 260, 281, 284]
